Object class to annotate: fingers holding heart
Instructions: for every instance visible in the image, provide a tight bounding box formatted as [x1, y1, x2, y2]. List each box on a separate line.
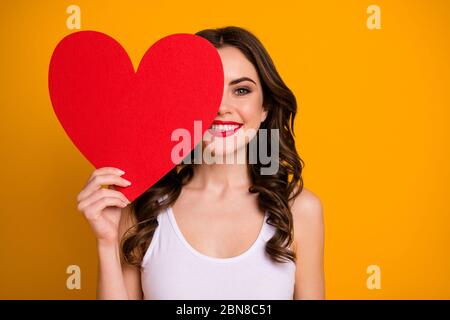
[77, 171, 131, 203]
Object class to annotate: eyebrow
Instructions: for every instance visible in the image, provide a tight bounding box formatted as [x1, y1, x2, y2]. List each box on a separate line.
[229, 77, 257, 85]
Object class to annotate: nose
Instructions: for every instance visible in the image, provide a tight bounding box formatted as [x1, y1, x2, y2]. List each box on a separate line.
[217, 92, 233, 115]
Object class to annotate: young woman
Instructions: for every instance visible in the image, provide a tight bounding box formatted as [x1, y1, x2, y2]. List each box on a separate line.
[76, 26, 325, 300]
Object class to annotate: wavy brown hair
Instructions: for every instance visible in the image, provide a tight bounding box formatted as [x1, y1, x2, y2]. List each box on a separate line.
[121, 26, 305, 268]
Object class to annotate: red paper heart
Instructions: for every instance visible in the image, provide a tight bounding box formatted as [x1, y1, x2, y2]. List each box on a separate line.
[49, 31, 223, 202]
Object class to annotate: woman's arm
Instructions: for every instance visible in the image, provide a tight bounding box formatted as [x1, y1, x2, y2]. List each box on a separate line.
[96, 240, 129, 299]
[96, 205, 143, 300]
[290, 188, 325, 299]
[76, 167, 143, 299]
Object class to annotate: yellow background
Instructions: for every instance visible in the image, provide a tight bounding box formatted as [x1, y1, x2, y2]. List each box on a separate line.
[1, 0, 449, 299]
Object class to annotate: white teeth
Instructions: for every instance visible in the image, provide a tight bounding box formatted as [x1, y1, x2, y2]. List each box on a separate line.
[210, 124, 241, 131]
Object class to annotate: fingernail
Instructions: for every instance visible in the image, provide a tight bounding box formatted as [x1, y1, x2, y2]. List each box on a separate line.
[125, 180, 132, 185]
[117, 169, 125, 175]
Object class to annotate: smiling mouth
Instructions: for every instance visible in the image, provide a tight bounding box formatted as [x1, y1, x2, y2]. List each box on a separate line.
[208, 123, 243, 138]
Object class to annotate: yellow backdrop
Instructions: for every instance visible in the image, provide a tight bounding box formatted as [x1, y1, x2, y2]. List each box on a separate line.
[1, 0, 449, 299]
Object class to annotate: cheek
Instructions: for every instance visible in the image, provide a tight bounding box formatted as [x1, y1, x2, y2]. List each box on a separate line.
[240, 99, 264, 128]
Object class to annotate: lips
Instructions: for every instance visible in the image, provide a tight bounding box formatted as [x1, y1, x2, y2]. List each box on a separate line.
[208, 120, 243, 137]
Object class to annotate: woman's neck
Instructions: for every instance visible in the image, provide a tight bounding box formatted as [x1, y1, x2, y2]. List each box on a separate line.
[189, 162, 251, 195]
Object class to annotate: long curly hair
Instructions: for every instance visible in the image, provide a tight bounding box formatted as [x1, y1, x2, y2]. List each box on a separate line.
[121, 26, 305, 268]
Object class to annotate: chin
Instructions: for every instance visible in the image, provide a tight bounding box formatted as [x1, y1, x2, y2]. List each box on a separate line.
[200, 142, 247, 163]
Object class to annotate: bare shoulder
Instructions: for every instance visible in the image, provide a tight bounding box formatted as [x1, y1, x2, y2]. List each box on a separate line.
[289, 186, 324, 251]
[290, 187, 323, 219]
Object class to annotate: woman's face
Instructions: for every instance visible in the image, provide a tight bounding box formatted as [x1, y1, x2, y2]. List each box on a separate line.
[202, 45, 267, 160]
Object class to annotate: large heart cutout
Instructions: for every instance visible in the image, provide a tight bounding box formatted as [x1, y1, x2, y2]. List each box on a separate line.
[49, 31, 224, 202]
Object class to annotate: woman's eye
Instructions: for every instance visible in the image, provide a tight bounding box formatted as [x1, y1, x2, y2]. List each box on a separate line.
[235, 87, 251, 96]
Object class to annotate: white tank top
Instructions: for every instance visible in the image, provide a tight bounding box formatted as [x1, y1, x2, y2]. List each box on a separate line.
[140, 205, 296, 299]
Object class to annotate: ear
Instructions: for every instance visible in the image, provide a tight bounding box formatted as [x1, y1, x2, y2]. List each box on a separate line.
[261, 106, 268, 123]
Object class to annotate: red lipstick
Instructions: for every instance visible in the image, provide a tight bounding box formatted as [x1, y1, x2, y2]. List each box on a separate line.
[208, 120, 244, 138]
[211, 120, 243, 125]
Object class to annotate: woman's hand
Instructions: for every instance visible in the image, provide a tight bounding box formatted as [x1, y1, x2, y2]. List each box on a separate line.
[76, 167, 132, 246]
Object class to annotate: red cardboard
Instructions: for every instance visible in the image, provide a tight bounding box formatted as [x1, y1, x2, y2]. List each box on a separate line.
[48, 31, 224, 202]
